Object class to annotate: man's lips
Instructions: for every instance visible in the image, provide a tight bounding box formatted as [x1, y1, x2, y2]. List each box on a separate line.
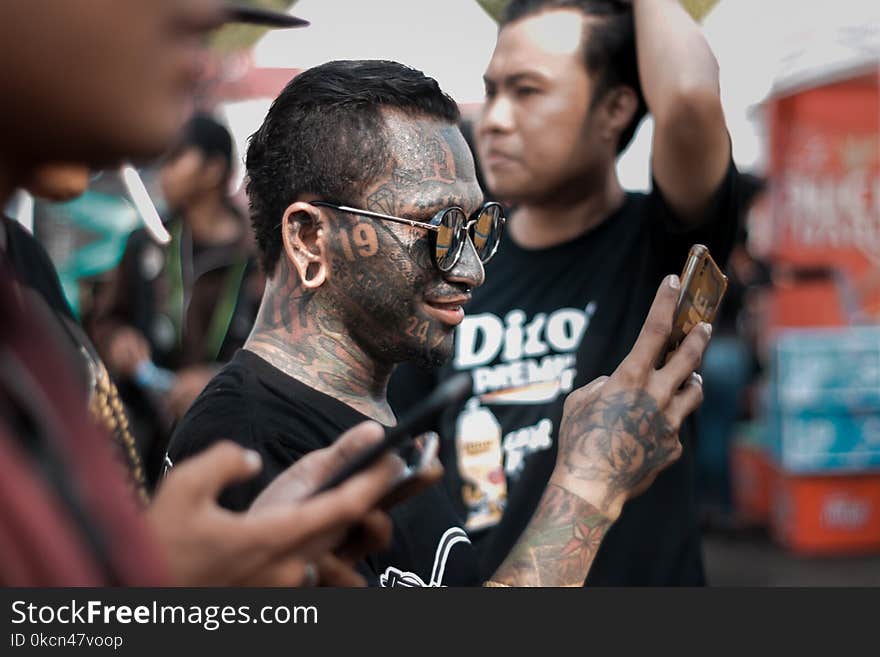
[481, 149, 520, 167]
[423, 296, 470, 327]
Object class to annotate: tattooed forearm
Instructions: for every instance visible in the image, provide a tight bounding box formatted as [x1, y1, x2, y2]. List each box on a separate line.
[558, 389, 678, 511]
[491, 484, 612, 587]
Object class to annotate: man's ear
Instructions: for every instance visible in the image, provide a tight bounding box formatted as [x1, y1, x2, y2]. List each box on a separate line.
[598, 86, 638, 144]
[280, 201, 327, 289]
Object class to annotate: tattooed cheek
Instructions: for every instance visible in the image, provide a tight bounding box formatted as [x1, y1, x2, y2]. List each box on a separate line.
[404, 316, 430, 344]
[354, 224, 379, 256]
[429, 330, 446, 350]
[337, 223, 379, 261]
[408, 234, 435, 272]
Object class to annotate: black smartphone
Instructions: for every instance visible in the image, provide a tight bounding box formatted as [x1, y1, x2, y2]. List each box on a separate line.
[310, 373, 473, 496]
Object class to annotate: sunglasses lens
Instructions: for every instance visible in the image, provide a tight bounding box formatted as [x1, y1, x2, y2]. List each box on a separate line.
[472, 204, 503, 262]
[435, 208, 466, 270]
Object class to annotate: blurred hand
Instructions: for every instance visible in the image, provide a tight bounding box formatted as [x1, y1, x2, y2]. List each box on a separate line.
[147, 421, 410, 587]
[253, 426, 442, 578]
[165, 365, 216, 419]
[553, 275, 711, 520]
[375, 432, 442, 511]
[106, 326, 151, 378]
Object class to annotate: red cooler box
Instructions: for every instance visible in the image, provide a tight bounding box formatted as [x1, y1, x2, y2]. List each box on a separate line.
[770, 471, 880, 555]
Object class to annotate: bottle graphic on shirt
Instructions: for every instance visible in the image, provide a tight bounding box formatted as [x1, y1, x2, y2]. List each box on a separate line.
[455, 398, 507, 532]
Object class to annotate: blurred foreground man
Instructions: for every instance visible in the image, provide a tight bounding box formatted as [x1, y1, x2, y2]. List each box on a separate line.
[168, 59, 712, 587]
[391, 0, 746, 585]
[0, 0, 414, 587]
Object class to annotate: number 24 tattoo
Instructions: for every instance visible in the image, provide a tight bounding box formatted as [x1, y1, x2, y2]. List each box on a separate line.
[405, 317, 429, 344]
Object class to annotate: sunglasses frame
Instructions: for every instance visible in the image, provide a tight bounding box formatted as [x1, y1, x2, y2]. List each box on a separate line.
[311, 200, 506, 272]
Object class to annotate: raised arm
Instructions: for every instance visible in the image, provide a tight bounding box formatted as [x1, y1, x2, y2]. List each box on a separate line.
[633, 0, 730, 221]
[489, 275, 711, 586]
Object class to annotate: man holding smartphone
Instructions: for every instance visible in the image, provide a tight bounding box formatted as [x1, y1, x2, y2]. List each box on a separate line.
[390, 0, 748, 585]
[167, 58, 712, 586]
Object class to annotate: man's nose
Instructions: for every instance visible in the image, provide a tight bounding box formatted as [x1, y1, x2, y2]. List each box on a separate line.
[443, 233, 485, 290]
[478, 95, 515, 135]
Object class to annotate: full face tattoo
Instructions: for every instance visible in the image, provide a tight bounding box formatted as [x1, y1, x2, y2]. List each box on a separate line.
[321, 112, 484, 370]
[247, 111, 483, 421]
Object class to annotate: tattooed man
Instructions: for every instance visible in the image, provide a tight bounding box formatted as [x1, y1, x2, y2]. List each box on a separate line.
[167, 60, 711, 587]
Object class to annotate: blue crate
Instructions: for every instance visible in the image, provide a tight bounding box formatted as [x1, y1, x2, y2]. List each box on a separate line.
[773, 326, 880, 413]
[768, 327, 880, 473]
[768, 406, 880, 473]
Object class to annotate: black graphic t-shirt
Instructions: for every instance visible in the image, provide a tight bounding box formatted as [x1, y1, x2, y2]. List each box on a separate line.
[390, 162, 744, 585]
[166, 349, 481, 587]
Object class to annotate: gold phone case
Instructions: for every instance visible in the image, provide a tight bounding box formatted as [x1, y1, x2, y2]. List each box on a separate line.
[668, 244, 728, 352]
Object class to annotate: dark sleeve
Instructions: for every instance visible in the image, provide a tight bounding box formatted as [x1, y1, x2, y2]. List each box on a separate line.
[647, 157, 744, 274]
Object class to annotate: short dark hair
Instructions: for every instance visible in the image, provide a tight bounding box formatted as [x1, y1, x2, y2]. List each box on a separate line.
[177, 113, 233, 169]
[502, 0, 647, 154]
[246, 59, 460, 273]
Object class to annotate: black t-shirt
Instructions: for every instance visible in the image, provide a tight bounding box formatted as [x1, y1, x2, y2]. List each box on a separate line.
[389, 163, 744, 585]
[166, 349, 482, 587]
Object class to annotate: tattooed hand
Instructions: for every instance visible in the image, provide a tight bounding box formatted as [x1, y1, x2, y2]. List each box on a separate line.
[553, 274, 710, 520]
[490, 275, 709, 586]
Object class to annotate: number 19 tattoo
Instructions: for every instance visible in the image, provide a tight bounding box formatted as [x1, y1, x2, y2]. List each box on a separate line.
[338, 223, 379, 261]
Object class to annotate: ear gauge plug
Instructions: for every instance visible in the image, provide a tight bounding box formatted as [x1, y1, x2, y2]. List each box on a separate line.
[301, 260, 325, 288]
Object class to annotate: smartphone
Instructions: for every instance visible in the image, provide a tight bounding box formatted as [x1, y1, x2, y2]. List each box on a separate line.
[310, 373, 473, 496]
[666, 244, 728, 357]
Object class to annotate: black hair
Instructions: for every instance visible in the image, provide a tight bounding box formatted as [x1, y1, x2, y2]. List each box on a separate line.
[502, 0, 647, 153]
[177, 113, 233, 169]
[246, 59, 460, 273]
